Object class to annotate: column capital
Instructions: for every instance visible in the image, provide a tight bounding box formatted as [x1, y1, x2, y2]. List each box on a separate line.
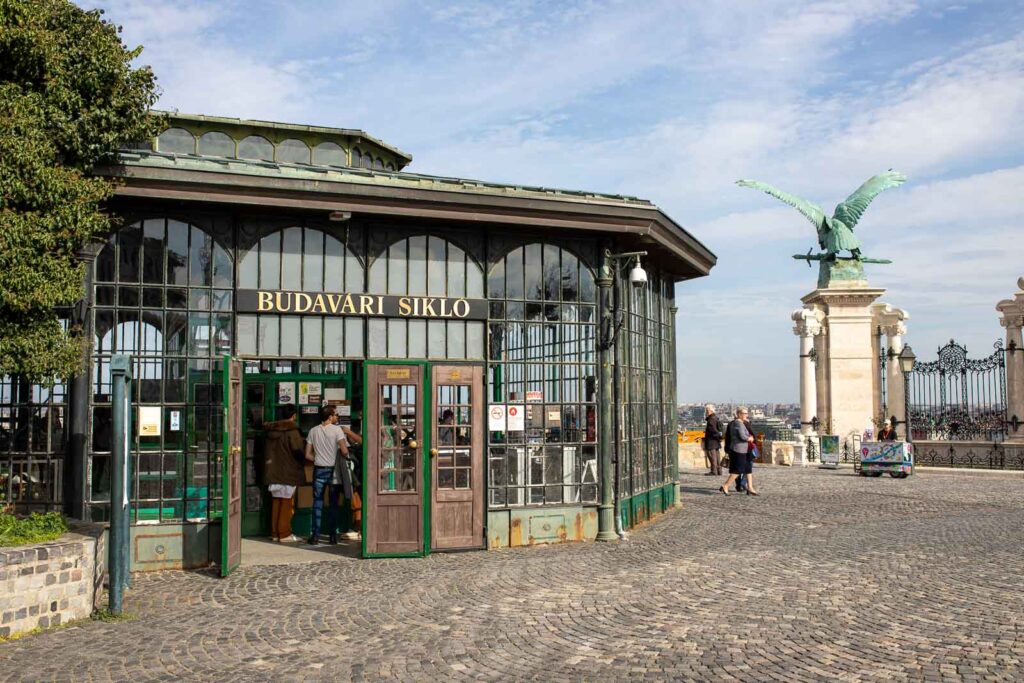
[996, 276, 1024, 328]
[879, 321, 908, 338]
[999, 313, 1024, 330]
[871, 302, 910, 334]
[792, 307, 824, 337]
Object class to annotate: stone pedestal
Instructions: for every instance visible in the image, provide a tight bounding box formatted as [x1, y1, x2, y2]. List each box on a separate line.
[790, 439, 809, 466]
[802, 274, 885, 442]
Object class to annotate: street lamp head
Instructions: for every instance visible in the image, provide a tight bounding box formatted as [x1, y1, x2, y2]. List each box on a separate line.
[629, 257, 648, 289]
[899, 344, 916, 374]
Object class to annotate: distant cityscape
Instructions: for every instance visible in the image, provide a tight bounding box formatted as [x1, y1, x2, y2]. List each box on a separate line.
[677, 402, 801, 441]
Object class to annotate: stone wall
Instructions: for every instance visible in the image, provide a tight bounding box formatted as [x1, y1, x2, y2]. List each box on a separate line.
[765, 440, 795, 466]
[678, 442, 706, 470]
[0, 525, 106, 639]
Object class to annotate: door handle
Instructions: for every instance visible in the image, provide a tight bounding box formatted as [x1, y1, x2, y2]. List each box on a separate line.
[429, 448, 438, 457]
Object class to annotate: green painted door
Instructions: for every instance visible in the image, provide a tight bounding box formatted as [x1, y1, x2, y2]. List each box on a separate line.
[220, 356, 243, 577]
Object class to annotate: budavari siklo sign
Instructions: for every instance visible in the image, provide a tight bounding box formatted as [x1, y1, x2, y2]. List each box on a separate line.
[236, 290, 488, 320]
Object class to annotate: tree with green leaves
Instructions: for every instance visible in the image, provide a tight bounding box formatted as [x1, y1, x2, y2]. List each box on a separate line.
[0, 0, 160, 382]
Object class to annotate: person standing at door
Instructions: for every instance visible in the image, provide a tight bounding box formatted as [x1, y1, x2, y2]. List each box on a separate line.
[264, 404, 306, 543]
[340, 425, 363, 541]
[305, 405, 349, 545]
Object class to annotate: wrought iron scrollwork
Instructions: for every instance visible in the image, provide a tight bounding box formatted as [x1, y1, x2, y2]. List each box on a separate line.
[906, 339, 1007, 441]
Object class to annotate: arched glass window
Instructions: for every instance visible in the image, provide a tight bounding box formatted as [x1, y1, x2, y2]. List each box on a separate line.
[276, 139, 310, 164]
[237, 226, 364, 358]
[359, 153, 373, 170]
[372, 157, 385, 171]
[157, 128, 196, 155]
[385, 162, 396, 172]
[313, 141, 346, 167]
[486, 243, 597, 508]
[488, 243, 595, 304]
[238, 135, 274, 161]
[351, 148, 362, 168]
[197, 131, 234, 157]
[366, 235, 484, 360]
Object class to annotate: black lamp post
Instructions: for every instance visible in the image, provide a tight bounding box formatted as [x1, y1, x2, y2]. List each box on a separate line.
[899, 345, 916, 442]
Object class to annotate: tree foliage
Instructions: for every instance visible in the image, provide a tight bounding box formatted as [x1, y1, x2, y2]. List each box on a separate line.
[0, 0, 160, 381]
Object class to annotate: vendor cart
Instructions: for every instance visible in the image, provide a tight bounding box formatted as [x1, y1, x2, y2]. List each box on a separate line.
[859, 441, 913, 478]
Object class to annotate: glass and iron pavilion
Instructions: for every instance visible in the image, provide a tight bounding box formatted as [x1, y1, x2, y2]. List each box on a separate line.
[0, 113, 715, 569]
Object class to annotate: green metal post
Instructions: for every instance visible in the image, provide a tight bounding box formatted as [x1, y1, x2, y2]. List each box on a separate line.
[109, 354, 132, 614]
[596, 254, 617, 542]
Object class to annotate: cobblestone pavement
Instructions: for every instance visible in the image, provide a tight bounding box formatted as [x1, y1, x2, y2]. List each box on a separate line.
[2, 467, 1022, 682]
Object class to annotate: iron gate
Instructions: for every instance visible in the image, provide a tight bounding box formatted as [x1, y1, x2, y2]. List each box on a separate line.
[878, 331, 888, 423]
[906, 340, 1007, 441]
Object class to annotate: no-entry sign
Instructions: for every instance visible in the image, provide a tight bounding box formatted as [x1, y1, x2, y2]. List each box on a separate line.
[489, 405, 506, 431]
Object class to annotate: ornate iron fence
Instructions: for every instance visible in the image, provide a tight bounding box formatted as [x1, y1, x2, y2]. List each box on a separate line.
[878, 331, 888, 423]
[915, 442, 1024, 470]
[805, 435, 818, 463]
[803, 434, 860, 470]
[906, 340, 1007, 441]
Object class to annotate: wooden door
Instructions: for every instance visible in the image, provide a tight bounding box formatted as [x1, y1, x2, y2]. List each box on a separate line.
[221, 357, 243, 576]
[431, 365, 485, 551]
[365, 364, 424, 556]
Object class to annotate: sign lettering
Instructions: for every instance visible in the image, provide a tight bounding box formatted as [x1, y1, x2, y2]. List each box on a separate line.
[238, 289, 487, 319]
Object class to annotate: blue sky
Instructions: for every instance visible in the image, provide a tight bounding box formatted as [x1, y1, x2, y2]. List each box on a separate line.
[91, 0, 1024, 402]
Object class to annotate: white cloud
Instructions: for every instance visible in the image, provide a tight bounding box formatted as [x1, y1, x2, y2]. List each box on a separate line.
[83, 0, 1024, 402]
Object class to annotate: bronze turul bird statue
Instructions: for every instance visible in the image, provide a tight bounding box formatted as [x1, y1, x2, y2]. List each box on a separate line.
[736, 170, 906, 262]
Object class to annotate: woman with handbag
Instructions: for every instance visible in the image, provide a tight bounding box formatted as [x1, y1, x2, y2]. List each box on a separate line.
[719, 407, 759, 496]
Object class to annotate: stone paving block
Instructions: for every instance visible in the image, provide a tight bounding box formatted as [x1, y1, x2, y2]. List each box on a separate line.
[0, 468, 1021, 682]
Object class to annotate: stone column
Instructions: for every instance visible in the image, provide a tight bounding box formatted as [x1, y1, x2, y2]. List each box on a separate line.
[812, 307, 830, 432]
[997, 277, 1024, 442]
[791, 308, 823, 466]
[872, 303, 910, 437]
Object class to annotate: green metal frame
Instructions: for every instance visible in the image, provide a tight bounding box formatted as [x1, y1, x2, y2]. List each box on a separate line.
[620, 482, 676, 530]
[220, 355, 240, 577]
[362, 360, 432, 559]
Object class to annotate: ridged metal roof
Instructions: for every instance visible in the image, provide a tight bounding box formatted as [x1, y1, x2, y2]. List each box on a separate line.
[117, 149, 653, 208]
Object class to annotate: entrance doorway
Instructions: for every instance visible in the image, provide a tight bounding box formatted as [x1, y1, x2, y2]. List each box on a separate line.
[363, 362, 486, 557]
[240, 362, 358, 539]
[223, 359, 485, 566]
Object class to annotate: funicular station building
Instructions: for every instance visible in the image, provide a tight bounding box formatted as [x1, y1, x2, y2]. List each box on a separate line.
[1, 113, 714, 570]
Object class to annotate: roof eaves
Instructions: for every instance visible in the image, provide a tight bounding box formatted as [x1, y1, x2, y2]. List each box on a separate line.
[116, 150, 654, 208]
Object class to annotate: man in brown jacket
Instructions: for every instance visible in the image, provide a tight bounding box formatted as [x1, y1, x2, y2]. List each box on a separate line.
[264, 404, 306, 542]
